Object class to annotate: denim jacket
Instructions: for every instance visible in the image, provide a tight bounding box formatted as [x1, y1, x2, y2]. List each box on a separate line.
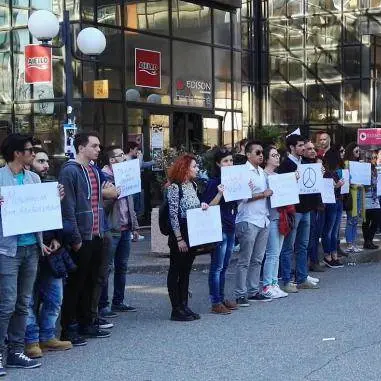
[0, 165, 43, 257]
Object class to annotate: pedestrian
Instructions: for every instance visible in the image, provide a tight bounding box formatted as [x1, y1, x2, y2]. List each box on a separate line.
[233, 139, 248, 165]
[24, 149, 73, 359]
[316, 131, 331, 159]
[362, 152, 381, 250]
[321, 148, 345, 268]
[59, 132, 110, 346]
[201, 149, 239, 315]
[0, 134, 43, 374]
[343, 143, 365, 253]
[99, 146, 139, 316]
[261, 145, 289, 299]
[278, 135, 319, 292]
[234, 141, 273, 306]
[166, 154, 209, 321]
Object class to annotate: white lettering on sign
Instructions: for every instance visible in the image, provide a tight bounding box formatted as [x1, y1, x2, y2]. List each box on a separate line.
[138, 62, 159, 76]
[185, 80, 211, 93]
[27, 56, 49, 70]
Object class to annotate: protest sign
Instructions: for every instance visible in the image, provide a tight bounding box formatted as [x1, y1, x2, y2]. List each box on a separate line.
[286, 128, 301, 138]
[349, 161, 371, 185]
[378, 174, 381, 197]
[268, 173, 300, 208]
[186, 206, 222, 247]
[112, 159, 141, 198]
[1, 182, 62, 237]
[321, 178, 336, 204]
[298, 163, 324, 195]
[221, 165, 252, 202]
[341, 169, 350, 195]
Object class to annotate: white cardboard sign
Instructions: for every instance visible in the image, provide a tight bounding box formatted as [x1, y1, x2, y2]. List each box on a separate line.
[112, 159, 141, 198]
[268, 172, 300, 208]
[298, 163, 324, 195]
[221, 165, 252, 202]
[341, 169, 350, 195]
[321, 178, 336, 204]
[349, 161, 371, 186]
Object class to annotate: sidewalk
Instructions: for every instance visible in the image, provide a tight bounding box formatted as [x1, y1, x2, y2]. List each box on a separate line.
[128, 221, 381, 274]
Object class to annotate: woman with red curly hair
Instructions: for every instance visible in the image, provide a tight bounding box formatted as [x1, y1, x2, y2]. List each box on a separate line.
[166, 154, 208, 322]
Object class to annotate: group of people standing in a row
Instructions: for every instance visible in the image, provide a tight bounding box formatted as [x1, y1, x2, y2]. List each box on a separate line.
[165, 132, 380, 321]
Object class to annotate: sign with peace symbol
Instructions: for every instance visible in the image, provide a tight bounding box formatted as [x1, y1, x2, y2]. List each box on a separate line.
[298, 163, 324, 195]
[302, 167, 316, 189]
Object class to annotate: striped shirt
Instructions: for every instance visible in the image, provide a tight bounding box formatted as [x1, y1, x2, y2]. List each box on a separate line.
[86, 166, 100, 235]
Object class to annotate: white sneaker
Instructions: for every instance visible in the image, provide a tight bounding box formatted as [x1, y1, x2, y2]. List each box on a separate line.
[307, 275, 319, 284]
[353, 245, 363, 253]
[233, 244, 240, 252]
[272, 284, 288, 298]
[344, 245, 355, 253]
[261, 286, 278, 299]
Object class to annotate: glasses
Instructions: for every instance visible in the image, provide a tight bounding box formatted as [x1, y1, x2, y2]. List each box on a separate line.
[271, 153, 280, 158]
[254, 150, 263, 156]
[23, 148, 34, 154]
[112, 153, 125, 159]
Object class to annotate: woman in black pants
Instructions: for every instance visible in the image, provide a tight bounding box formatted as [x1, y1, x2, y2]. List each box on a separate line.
[166, 154, 209, 321]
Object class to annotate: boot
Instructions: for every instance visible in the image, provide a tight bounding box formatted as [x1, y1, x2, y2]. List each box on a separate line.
[39, 338, 73, 352]
[182, 304, 201, 320]
[25, 343, 43, 359]
[170, 307, 194, 322]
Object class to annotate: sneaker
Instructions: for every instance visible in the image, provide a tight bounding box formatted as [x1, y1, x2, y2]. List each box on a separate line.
[235, 296, 250, 307]
[0, 354, 6, 376]
[344, 245, 355, 254]
[282, 282, 298, 293]
[94, 317, 114, 329]
[272, 284, 288, 298]
[6, 352, 41, 369]
[353, 245, 363, 253]
[261, 286, 279, 299]
[111, 303, 137, 312]
[223, 300, 239, 310]
[99, 309, 118, 319]
[78, 325, 111, 339]
[324, 258, 344, 269]
[307, 275, 320, 284]
[309, 263, 326, 272]
[170, 308, 194, 322]
[211, 303, 231, 315]
[182, 305, 201, 320]
[297, 279, 320, 289]
[233, 244, 240, 252]
[364, 241, 379, 250]
[248, 292, 272, 302]
[60, 332, 87, 347]
[39, 338, 72, 352]
[24, 343, 43, 359]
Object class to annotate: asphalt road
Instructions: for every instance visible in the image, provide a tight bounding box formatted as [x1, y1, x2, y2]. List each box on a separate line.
[10, 262, 381, 381]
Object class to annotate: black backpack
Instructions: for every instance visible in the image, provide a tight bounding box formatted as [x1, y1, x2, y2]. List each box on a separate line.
[159, 184, 184, 236]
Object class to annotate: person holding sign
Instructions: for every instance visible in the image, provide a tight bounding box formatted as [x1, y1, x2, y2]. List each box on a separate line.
[234, 141, 273, 306]
[321, 149, 345, 269]
[343, 143, 365, 254]
[166, 154, 209, 322]
[0, 134, 43, 373]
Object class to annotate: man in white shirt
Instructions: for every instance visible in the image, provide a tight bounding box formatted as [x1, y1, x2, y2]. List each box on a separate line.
[234, 141, 273, 307]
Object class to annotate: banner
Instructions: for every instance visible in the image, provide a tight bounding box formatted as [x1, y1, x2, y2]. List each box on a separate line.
[1, 182, 62, 237]
[221, 165, 252, 202]
[112, 159, 141, 198]
[268, 173, 300, 208]
[298, 163, 324, 195]
[24, 44, 52, 84]
[135, 48, 161, 89]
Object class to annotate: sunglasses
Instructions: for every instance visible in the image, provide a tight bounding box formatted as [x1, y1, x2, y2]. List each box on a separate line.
[254, 150, 263, 156]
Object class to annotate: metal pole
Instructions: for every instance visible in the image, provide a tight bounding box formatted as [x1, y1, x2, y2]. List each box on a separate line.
[63, 10, 73, 124]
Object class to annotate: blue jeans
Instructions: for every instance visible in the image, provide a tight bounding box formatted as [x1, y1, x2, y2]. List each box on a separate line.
[209, 231, 235, 304]
[0, 245, 39, 353]
[345, 214, 359, 244]
[262, 220, 284, 287]
[25, 268, 63, 343]
[100, 231, 131, 309]
[308, 210, 325, 264]
[280, 212, 310, 285]
[322, 200, 343, 254]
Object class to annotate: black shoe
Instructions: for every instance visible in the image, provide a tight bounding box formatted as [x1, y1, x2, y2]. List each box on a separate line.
[60, 332, 87, 347]
[248, 293, 272, 302]
[6, 352, 41, 369]
[94, 317, 114, 329]
[235, 296, 250, 307]
[323, 258, 344, 268]
[365, 242, 379, 250]
[182, 305, 201, 320]
[170, 308, 194, 322]
[79, 325, 111, 338]
[99, 309, 118, 319]
[111, 303, 137, 312]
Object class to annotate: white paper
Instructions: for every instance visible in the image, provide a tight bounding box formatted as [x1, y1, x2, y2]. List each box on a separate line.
[186, 206, 223, 247]
[151, 131, 164, 149]
[377, 174, 381, 197]
[112, 159, 141, 198]
[298, 163, 324, 195]
[221, 165, 252, 202]
[1, 182, 62, 237]
[341, 169, 350, 195]
[268, 173, 300, 208]
[286, 128, 301, 138]
[321, 178, 336, 204]
[349, 161, 371, 185]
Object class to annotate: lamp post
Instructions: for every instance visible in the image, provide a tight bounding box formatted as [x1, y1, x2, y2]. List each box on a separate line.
[27, 10, 106, 123]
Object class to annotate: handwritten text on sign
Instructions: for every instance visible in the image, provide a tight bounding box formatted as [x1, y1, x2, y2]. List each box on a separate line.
[1, 182, 62, 237]
[298, 163, 324, 195]
[221, 165, 252, 202]
[112, 159, 141, 199]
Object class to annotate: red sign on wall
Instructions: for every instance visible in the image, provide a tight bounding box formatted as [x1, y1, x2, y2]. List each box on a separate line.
[24, 45, 52, 84]
[358, 128, 381, 146]
[135, 48, 161, 89]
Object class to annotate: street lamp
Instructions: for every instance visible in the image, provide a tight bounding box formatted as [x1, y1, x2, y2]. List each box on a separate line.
[27, 10, 107, 123]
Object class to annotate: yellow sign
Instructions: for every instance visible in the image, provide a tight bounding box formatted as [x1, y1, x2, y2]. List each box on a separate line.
[84, 80, 109, 99]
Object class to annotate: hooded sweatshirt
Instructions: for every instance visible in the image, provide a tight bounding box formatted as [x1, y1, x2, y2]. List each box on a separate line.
[58, 160, 104, 246]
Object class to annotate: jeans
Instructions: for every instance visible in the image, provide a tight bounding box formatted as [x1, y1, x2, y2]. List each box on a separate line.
[308, 210, 325, 264]
[262, 220, 284, 287]
[345, 214, 358, 245]
[0, 245, 39, 353]
[280, 212, 310, 285]
[362, 209, 381, 242]
[234, 222, 269, 298]
[322, 200, 343, 254]
[209, 231, 235, 305]
[100, 231, 132, 308]
[25, 268, 63, 344]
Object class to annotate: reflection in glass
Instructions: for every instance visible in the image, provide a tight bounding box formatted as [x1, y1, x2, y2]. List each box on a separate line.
[97, 0, 119, 25]
[307, 84, 340, 123]
[216, 110, 233, 147]
[0, 6, 9, 28]
[233, 51, 241, 109]
[214, 48, 231, 109]
[269, 86, 304, 124]
[12, 9, 28, 27]
[203, 117, 219, 148]
[214, 8, 230, 46]
[0, 32, 11, 105]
